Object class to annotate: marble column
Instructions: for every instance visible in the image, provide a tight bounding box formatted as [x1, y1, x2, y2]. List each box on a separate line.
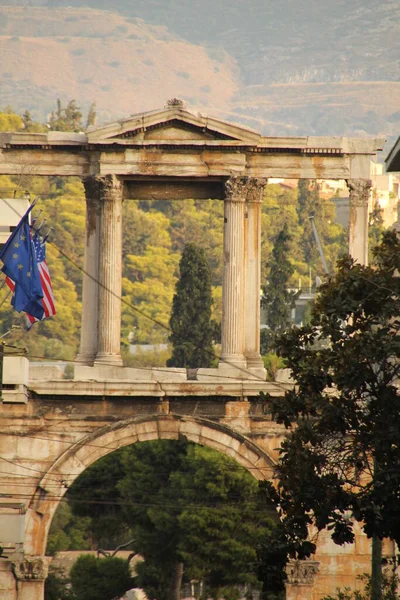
[76, 178, 101, 365]
[219, 176, 247, 370]
[12, 556, 50, 600]
[94, 175, 123, 366]
[346, 179, 372, 266]
[244, 178, 267, 371]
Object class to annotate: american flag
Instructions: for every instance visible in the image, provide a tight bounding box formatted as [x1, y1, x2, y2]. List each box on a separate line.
[26, 232, 56, 328]
[5, 232, 56, 328]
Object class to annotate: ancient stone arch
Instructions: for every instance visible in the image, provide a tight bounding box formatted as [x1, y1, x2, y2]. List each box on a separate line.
[0, 102, 388, 599]
[28, 414, 276, 557]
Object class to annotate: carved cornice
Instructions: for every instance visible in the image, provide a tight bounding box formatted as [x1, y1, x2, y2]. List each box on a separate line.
[224, 176, 267, 203]
[346, 179, 372, 207]
[12, 556, 51, 581]
[83, 175, 123, 203]
[286, 560, 320, 585]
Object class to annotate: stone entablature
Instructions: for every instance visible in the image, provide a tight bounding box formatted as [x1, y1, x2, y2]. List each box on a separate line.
[0, 105, 385, 180]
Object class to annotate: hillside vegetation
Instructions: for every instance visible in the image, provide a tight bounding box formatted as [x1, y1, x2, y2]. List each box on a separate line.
[0, 1, 399, 136]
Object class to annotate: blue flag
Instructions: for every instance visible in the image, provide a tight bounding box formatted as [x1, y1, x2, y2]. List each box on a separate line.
[0, 202, 44, 319]
[12, 284, 45, 320]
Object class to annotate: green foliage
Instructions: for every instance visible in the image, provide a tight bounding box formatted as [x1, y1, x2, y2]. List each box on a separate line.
[86, 102, 97, 128]
[64, 363, 75, 379]
[45, 566, 72, 600]
[118, 441, 274, 599]
[297, 180, 345, 271]
[22, 110, 47, 133]
[0, 177, 85, 360]
[167, 243, 215, 368]
[69, 554, 133, 600]
[0, 107, 23, 131]
[162, 199, 224, 286]
[262, 352, 286, 381]
[261, 184, 303, 283]
[49, 99, 83, 132]
[322, 572, 400, 600]
[47, 502, 91, 555]
[368, 199, 385, 263]
[260, 231, 400, 574]
[122, 346, 171, 368]
[257, 524, 297, 599]
[262, 224, 299, 351]
[121, 201, 179, 345]
[68, 452, 129, 549]
[65, 440, 276, 600]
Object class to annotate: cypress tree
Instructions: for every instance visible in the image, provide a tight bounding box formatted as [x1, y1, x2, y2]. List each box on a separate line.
[261, 224, 298, 352]
[167, 243, 214, 368]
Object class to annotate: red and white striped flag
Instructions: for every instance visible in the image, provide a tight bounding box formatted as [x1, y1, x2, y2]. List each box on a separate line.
[26, 232, 56, 328]
[5, 275, 15, 292]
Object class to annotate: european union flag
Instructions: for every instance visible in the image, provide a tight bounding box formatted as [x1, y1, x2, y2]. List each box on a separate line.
[0, 203, 44, 319]
[12, 283, 45, 320]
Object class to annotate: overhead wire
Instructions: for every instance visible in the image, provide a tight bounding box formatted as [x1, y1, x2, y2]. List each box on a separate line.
[0, 192, 276, 502]
[0, 491, 275, 511]
[0, 425, 273, 481]
[0, 195, 266, 381]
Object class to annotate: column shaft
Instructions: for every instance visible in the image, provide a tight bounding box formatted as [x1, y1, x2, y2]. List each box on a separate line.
[220, 177, 247, 369]
[346, 179, 372, 266]
[244, 178, 266, 370]
[76, 182, 101, 365]
[94, 176, 123, 365]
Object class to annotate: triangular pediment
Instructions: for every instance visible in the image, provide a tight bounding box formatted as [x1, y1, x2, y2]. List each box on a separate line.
[86, 105, 261, 145]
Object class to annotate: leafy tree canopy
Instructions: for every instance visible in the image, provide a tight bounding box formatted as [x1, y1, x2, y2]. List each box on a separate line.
[69, 554, 133, 600]
[260, 231, 400, 566]
[66, 440, 277, 600]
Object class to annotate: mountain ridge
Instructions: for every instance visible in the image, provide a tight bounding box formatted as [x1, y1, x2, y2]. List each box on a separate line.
[0, 1, 399, 142]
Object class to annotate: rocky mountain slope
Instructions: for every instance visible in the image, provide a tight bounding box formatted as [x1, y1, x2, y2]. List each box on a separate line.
[0, 0, 399, 141]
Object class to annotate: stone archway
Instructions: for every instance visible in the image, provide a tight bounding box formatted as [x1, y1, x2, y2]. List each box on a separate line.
[27, 413, 276, 557]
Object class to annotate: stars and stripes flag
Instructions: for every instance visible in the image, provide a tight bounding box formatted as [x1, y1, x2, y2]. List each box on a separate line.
[1, 201, 45, 320]
[1, 206, 56, 328]
[25, 231, 56, 328]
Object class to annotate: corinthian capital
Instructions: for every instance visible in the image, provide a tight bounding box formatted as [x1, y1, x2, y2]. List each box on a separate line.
[83, 175, 123, 202]
[224, 176, 248, 202]
[246, 177, 267, 204]
[12, 556, 51, 581]
[286, 559, 320, 585]
[346, 179, 372, 207]
[224, 176, 267, 203]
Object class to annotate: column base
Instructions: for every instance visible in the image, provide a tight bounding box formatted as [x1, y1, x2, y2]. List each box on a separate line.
[245, 352, 264, 368]
[218, 354, 249, 379]
[244, 353, 266, 380]
[245, 367, 267, 381]
[75, 352, 95, 366]
[94, 353, 123, 367]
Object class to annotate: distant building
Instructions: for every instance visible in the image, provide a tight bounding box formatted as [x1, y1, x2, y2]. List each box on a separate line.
[324, 162, 400, 229]
[370, 161, 400, 227]
[0, 197, 30, 245]
[330, 197, 350, 228]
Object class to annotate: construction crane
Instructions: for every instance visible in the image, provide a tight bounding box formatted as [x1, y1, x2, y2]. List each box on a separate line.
[309, 215, 329, 275]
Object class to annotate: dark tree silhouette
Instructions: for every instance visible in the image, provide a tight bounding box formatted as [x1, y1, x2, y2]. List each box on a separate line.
[167, 243, 215, 368]
[261, 224, 299, 353]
